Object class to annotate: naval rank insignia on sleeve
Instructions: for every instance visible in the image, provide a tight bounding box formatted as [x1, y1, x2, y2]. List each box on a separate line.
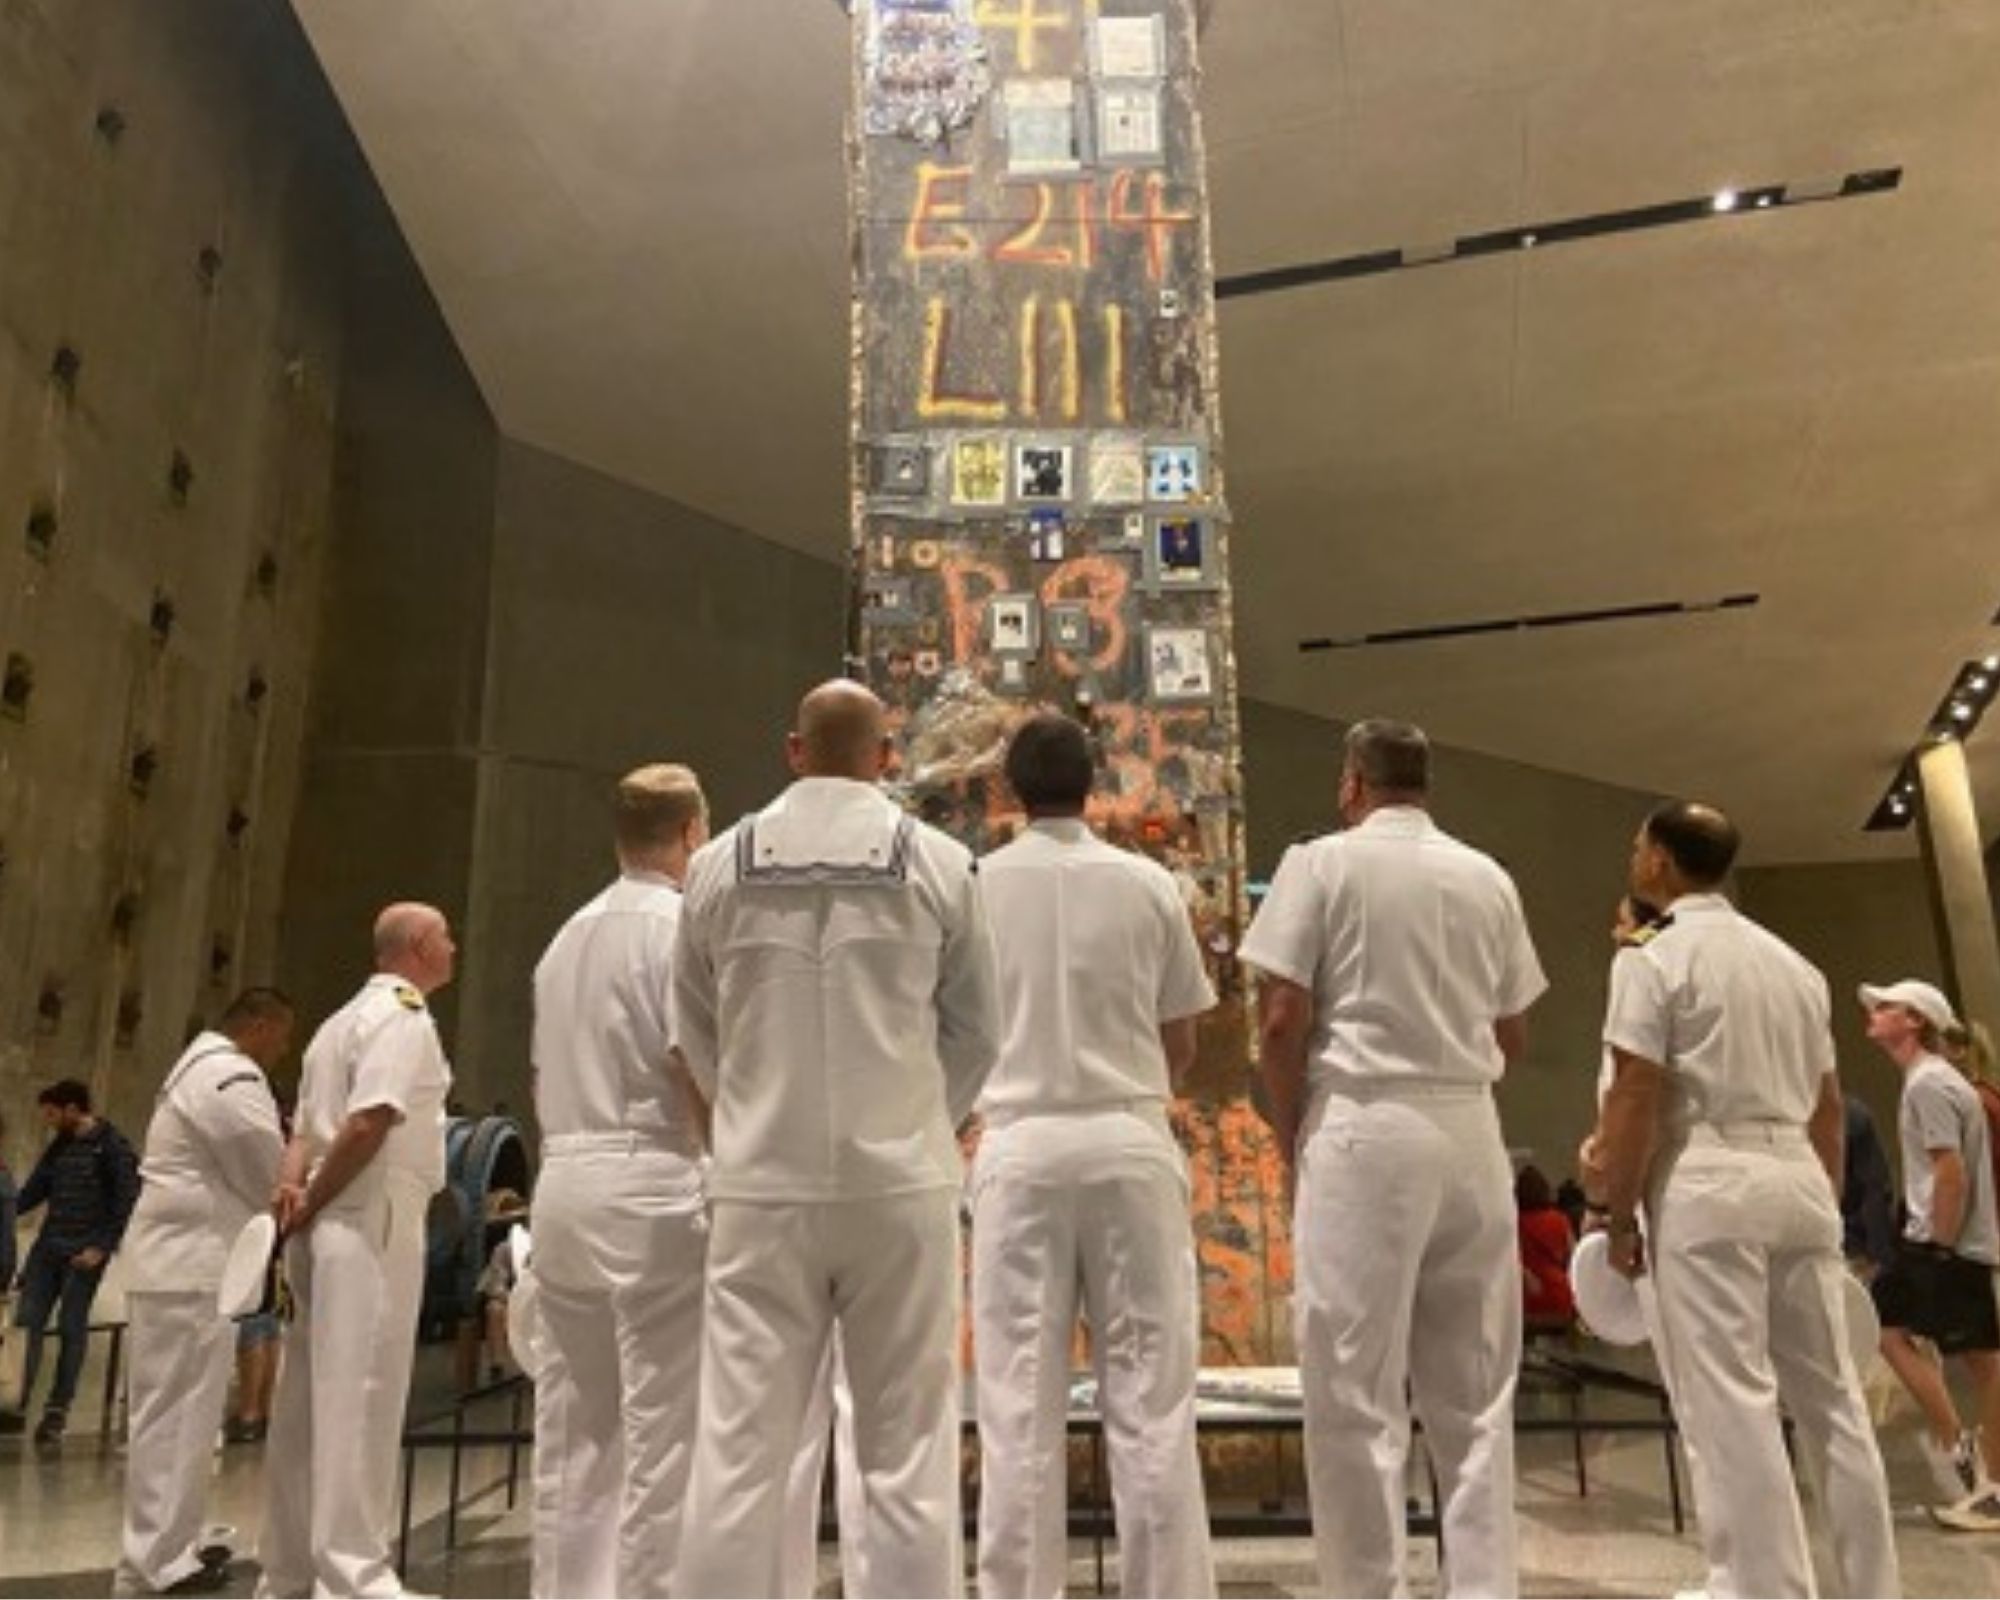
[394, 983, 425, 1011]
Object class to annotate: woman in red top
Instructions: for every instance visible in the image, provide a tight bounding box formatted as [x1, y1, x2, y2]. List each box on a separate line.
[1516, 1164, 1576, 1328]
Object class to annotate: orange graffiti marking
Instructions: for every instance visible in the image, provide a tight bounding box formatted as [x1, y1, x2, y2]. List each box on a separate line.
[905, 163, 978, 261]
[994, 182, 1072, 268]
[939, 553, 1012, 663]
[1108, 169, 1197, 284]
[1038, 554, 1129, 673]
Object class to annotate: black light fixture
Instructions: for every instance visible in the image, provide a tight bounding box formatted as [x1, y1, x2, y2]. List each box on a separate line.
[1864, 652, 2000, 830]
[1218, 167, 1904, 301]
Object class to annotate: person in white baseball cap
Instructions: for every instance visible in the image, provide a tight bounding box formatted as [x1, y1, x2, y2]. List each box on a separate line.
[1861, 977, 2000, 1530]
[1859, 980, 1960, 1035]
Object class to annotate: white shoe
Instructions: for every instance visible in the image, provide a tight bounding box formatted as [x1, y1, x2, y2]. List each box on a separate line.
[1918, 1429, 1980, 1499]
[1929, 1480, 2000, 1533]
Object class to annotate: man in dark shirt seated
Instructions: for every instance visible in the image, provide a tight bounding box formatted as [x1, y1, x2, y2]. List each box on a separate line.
[2, 1080, 140, 1446]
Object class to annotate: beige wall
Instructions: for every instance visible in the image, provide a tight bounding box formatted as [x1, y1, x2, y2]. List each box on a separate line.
[450, 441, 844, 1117]
[1736, 857, 1941, 1157]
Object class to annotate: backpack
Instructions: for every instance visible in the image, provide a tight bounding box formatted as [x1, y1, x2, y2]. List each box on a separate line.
[1976, 1078, 2000, 1210]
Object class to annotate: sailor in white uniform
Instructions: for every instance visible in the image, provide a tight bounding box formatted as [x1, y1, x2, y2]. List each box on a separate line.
[1241, 718, 1545, 1598]
[971, 712, 1217, 1598]
[256, 904, 455, 1600]
[1593, 801, 1897, 1598]
[672, 680, 1000, 1598]
[116, 990, 292, 1596]
[530, 763, 712, 1598]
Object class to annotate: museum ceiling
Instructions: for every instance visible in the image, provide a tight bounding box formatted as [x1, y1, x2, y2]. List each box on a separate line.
[290, 0, 2000, 864]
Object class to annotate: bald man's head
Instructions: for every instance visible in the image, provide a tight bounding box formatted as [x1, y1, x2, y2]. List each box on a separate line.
[788, 679, 890, 780]
[373, 901, 457, 994]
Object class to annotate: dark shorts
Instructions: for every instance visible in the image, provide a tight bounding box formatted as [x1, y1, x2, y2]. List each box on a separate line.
[1872, 1242, 2000, 1354]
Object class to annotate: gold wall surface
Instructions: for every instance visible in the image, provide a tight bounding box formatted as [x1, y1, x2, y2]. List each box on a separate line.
[0, 0, 343, 1156]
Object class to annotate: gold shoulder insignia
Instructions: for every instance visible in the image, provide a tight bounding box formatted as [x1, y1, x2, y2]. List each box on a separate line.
[394, 983, 425, 1012]
[1617, 912, 1675, 949]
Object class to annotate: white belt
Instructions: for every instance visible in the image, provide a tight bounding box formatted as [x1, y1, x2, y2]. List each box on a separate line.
[544, 1130, 698, 1158]
[1314, 1076, 1490, 1104]
[980, 1097, 1168, 1133]
[1682, 1122, 1811, 1150]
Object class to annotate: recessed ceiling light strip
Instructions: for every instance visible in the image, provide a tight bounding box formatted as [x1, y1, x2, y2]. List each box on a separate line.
[1218, 167, 1902, 301]
[1863, 650, 2000, 831]
[1297, 592, 1758, 653]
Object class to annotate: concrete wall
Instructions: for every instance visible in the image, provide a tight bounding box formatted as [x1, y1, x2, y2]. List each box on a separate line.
[1737, 857, 1941, 1151]
[1240, 699, 1661, 1179]
[273, 144, 498, 1067]
[450, 440, 845, 1116]
[0, 0, 346, 1157]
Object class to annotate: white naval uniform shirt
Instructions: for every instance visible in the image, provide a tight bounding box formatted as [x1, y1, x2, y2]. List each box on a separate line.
[533, 871, 700, 1153]
[123, 1033, 285, 1294]
[672, 776, 1002, 1203]
[297, 974, 451, 1205]
[978, 818, 1215, 1115]
[1602, 893, 1832, 1136]
[1239, 806, 1546, 1092]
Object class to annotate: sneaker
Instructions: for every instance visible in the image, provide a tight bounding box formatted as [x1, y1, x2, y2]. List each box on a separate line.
[1929, 1481, 2000, 1533]
[1919, 1429, 1979, 1499]
[1955, 1428, 1984, 1493]
[223, 1418, 267, 1445]
[161, 1563, 230, 1596]
[33, 1407, 66, 1446]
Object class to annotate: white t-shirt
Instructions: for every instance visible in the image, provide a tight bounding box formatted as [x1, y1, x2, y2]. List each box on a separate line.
[1899, 1055, 1999, 1264]
[673, 777, 1001, 1203]
[1239, 807, 1545, 1091]
[978, 818, 1216, 1116]
[124, 1033, 285, 1293]
[533, 872, 699, 1155]
[297, 974, 451, 1204]
[1602, 894, 1831, 1135]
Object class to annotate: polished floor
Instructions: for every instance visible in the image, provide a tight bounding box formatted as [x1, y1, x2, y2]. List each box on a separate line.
[1, 1361, 1996, 1597]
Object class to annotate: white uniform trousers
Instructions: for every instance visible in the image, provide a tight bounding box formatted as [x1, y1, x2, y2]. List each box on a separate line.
[970, 1109, 1213, 1599]
[1632, 1252, 1727, 1600]
[1648, 1128, 1898, 1599]
[116, 1290, 236, 1593]
[1294, 1087, 1519, 1599]
[530, 1139, 707, 1599]
[675, 1190, 963, 1599]
[256, 1177, 428, 1599]
[780, 1332, 868, 1598]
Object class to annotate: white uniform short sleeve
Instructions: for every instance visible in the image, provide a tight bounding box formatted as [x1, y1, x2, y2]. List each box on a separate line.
[672, 842, 725, 1099]
[347, 1009, 428, 1122]
[206, 1066, 286, 1216]
[1239, 846, 1323, 990]
[935, 855, 1002, 1126]
[1156, 882, 1217, 1022]
[1496, 883, 1548, 1017]
[1603, 947, 1670, 1066]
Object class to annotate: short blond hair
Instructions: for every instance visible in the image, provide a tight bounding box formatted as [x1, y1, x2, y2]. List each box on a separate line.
[615, 763, 706, 854]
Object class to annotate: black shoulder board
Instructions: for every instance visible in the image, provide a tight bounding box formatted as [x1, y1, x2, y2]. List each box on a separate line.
[215, 1070, 264, 1093]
